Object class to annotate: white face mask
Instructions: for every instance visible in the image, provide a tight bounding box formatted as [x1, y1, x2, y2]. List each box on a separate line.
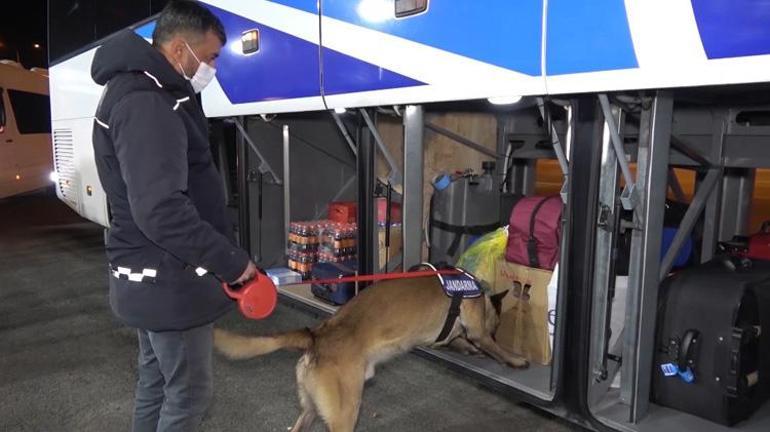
[179, 41, 216, 93]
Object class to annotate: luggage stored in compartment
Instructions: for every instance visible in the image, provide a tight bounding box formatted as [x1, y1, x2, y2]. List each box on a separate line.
[505, 195, 562, 271]
[615, 200, 701, 275]
[429, 162, 501, 265]
[716, 221, 770, 266]
[310, 261, 359, 306]
[652, 259, 770, 426]
[748, 221, 770, 261]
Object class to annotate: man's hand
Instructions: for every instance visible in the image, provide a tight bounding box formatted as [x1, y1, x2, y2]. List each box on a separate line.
[231, 261, 258, 286]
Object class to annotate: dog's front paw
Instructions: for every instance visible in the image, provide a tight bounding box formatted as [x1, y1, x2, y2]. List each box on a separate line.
[507, 357, 529, 369]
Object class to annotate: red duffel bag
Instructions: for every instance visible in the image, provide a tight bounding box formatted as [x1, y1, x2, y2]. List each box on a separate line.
[748, 221, 770, 261]
[505, 195, 562, 270]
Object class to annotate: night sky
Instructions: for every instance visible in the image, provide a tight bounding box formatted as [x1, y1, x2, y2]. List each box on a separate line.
[0, 1, 48, 68]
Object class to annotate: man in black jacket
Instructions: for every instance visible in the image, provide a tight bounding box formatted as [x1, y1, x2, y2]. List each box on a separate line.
[91, 1, 257, 430]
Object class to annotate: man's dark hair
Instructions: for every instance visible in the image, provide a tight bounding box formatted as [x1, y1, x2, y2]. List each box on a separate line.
[152, 0, 226, 47]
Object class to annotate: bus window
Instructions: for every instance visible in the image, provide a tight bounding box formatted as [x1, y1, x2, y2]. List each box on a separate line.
[0, 88, 5, 133]
[6, 90, 51, 135]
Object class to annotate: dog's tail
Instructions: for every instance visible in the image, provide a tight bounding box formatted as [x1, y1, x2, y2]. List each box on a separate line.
[214, 328, 313, 360]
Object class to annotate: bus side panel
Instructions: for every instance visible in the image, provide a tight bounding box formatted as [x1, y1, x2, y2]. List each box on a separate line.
[200, 0, 326, 117]
[319, 0, 547, 109]
[49, 49, 110, 227]
[545, 0, 770, 94]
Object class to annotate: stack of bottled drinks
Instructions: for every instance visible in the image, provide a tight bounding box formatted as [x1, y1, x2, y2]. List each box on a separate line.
[287, 221, 325, 279]
[287, 221, 359, 278]
[318, 222, 357, 264]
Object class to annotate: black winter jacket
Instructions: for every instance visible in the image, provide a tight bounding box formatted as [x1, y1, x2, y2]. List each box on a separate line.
[91, 30, 248, 331]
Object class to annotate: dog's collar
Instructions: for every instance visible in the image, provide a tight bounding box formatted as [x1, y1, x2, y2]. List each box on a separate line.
[420, 263, 482, 299]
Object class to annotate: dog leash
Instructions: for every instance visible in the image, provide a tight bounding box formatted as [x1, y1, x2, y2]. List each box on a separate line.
[280, 268, 464, 287]
[223, 268, 466, 321]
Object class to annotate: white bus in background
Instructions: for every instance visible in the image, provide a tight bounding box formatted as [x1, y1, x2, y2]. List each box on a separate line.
[0, 60, 52, 199]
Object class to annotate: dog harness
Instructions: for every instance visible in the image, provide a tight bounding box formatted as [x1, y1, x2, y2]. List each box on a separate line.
[417, 263, 482, 343]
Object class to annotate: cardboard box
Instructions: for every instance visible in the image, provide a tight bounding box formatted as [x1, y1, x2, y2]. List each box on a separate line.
[328, 200, 401, 225]
[493, 259, 554, 365]
[328, 201, 357, 224]
[376, 198, 401, 224]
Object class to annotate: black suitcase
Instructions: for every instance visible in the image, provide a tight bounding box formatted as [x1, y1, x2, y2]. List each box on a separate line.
[652, 258, 770, 425]
[728, 257, 770, 404]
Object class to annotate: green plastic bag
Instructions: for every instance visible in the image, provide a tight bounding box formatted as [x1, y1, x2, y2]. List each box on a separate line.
[456, 227, 508, 289]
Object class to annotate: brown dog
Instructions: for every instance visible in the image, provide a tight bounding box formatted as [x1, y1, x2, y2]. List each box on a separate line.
[214, 274, 528, 432]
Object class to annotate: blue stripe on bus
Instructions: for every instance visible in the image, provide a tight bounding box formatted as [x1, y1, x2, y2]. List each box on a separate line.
[692, 0, 770, 59]
[266, 0, 317, 14]
[546, 0, 638, 75]
[207, 3, 321, 102]
[134, 22, 156, 39]
[322, 47, 425, 95]
[206, 3, 424, 103]
[275, 0, 543, 76]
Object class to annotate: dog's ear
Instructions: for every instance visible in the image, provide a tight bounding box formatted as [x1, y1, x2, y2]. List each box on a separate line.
[489, 290, 509, 315]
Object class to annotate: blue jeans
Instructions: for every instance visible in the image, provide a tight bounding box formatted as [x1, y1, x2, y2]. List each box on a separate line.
[131, 323, 214, 432]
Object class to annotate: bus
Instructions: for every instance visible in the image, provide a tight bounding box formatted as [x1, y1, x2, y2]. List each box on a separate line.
[0, 60, 52, 198]
[48, 2, 770, 432]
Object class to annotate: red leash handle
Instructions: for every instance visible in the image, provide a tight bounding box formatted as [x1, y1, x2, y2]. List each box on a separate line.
[221, 268, 464, 320]
[221, 274, 278, 320]
[283, 269, 464, 286]
[222, 282, 243, 299]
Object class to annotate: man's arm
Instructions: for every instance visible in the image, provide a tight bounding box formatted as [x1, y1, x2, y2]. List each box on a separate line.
[111, 91, 250, 283]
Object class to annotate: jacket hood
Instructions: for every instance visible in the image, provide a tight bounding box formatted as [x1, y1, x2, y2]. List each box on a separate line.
[91, 30, 191, 92]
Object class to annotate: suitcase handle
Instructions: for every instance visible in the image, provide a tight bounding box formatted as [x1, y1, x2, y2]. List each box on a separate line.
[677, 329, 700, 371]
